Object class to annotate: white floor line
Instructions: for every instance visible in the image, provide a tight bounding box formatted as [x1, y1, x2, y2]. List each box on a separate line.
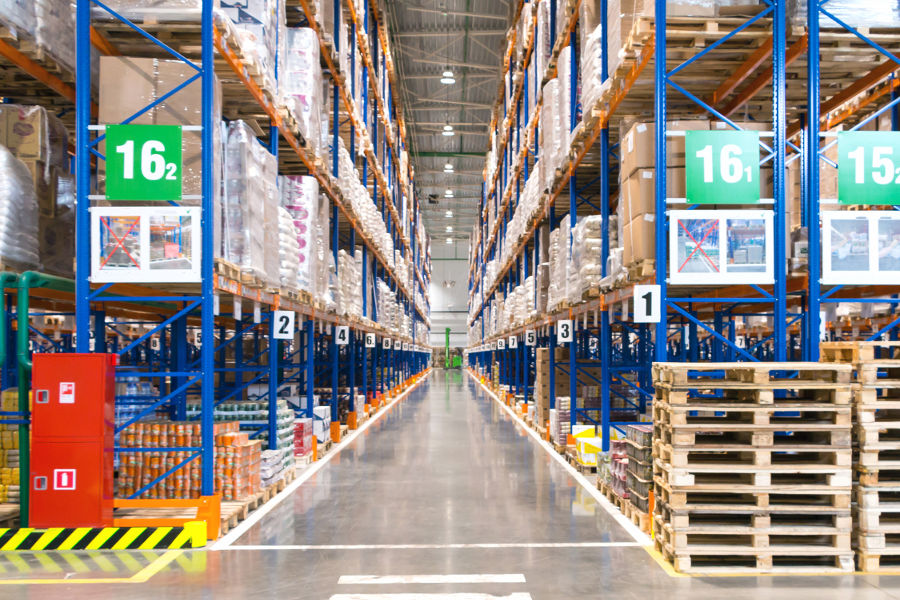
[222, 542, 642, 551]
[469, 372, 652, 547]
[329, 595, 532, 600]
[211, 370, 433, 550]
[338, 575, 527, 585]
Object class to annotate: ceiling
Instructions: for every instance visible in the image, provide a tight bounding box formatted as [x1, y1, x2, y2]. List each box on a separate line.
[382, 0, 510, 247]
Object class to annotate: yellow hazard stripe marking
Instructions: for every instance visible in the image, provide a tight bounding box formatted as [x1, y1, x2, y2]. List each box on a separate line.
[183, 521, 207, 548]
[111, 527, 145, 550]
[114, 551, 143, 573]
[35, 554, 63, 573]
[57, 528, 92, 551]
[139, 527, 171, 549]
[31, 528, 64, 551]
[59, 552, 90, 573]
[85, 527, 118, 550]
[1, 529, 31, 551]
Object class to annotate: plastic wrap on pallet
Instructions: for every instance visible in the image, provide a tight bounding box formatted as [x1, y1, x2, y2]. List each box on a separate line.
[223, 120, 275, 283]
[535, 0, 552, 82]
[0, 146, 39, 270]
[278, 207, 300, 290]
[94, 0, 210, 22]
[219, 0, 279, 93]
[39, 174, 75, 278]
[540, 78, 560, 190]
[572, 215, 604, 299]
[280, 175, 319, 295]
[557, 45, 573, 155]
[282, 28, 323, 157]
[788, 0, 900, 28]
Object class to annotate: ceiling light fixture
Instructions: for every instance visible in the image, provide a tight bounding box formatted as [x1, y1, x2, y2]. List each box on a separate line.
[445, 210, 453, 218]
[443, 162, 454, 173]
[442, 123, 454, 137]
[444, 189, 454, 198]
[446, 225, 453, 232]
[446, 237, 453, 244]
[440, 69, 456, 84]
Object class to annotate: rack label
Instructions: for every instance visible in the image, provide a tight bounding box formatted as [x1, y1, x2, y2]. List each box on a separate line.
[839, 132, 900, 204]
[557, 319, 573, 344]
[686, 130, 760, 204]
[394, 340, 402, 350]
[365, 333, 376, 348]
[525, 330, 536, 346]
[272, 310, 295, 340]
[383, 337, 392, 350]
[633, 284, 661, 323]
[498, 338, 506, 350]
[508, 335, 517, 349]
[105, 124, 183, 201]
[335, 326, 349, 345]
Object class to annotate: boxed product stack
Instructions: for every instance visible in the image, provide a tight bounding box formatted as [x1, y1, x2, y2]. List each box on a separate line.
[619, 119, 707, 269]
[652, 362, 853, 573]
[625, 424, 653, 513]
[293, 417, 313, 457]
[282, 28, 323, 156]
[312, 405, 331, 443]
[118, 420, 262, 500]
[224, 120, 279, 286]
[549, 396, 571, 444]
[820, 341, 900, 572]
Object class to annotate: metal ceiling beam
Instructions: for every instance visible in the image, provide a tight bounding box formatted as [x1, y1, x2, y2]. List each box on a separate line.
[409, 57, 497, 71]
[412, 98, 492, 108]
[404, 6, 508, 21]
[393, 29, 506, 38]
[413, 152, 486, 157]
[409, 105, 492, 112]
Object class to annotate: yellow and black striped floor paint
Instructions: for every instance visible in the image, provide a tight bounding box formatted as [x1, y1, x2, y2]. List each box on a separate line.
[0, 521, 206, 551]
[0, 521, 206, 585]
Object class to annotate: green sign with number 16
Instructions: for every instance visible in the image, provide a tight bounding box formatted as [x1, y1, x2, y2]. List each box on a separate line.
[839, 131, 900, 205]
[105, 124, 183, 201]
[685, 130, 760, 204]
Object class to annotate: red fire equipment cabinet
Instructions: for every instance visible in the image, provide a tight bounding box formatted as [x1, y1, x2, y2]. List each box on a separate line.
[30, 353, 117, 528]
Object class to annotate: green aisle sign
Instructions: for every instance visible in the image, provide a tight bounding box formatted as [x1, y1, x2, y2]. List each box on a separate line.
[839, 131, 900, 205]
[105, 124, 183, 201]
[685, 130, 760, 204]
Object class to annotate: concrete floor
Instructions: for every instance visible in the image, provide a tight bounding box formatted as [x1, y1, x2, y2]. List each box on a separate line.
[4, 369, 900, 598]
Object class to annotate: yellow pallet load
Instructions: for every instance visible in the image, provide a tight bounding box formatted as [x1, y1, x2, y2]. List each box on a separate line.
[573, 425, 603, 468]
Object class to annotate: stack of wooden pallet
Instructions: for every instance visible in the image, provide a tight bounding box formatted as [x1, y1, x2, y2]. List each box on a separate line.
[652, 362, 854, 574]
[822, 341, 900, 572]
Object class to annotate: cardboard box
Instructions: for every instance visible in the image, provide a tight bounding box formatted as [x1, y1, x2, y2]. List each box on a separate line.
[620, 120, 708, 179]
[622, 167, 685, 221]
[624, 213, 656, 267]
[0, 105, 68, 170]
[99, 56, 222, 199]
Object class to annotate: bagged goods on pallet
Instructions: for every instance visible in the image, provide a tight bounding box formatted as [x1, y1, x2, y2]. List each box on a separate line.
[280, 176, 317, 293]
[572, 215, 605, 297]
[788, 0, 900, 28]
[337, 248, 362, 317]
[277, 207, 300, 290]
[540, 78, 561, 190]
[39, 174, 75, 278]
[282, 28, 323, 156]
[224, 120, 277, 284]
[99, 56, 223, 206]
[0, 146, 40, 270]
[535, 0, 552, 82]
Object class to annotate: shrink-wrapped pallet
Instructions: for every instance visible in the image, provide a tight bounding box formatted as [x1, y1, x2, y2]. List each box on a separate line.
[0, 146, 39, 270]
[280, 175, 319, 295]
[282, 28, 323, 158]
[278, 207, 300, 290]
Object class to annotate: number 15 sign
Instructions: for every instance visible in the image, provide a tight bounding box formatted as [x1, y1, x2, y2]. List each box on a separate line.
[839, 132, 900, 205]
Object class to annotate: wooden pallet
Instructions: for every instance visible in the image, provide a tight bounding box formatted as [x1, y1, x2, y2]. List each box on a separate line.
[654, 441, 851, 471]
[857, 551, 900, 572]
[821, 340, 900, 364]
[566, 451, 597, 475]
[626, 259, 656, 282]
[654, 476, 851, 510]
[655, 536, 854, 574]
[652, 362, 853, 388]
[655, 459, 850, 489]
[214, 258, 241, 281]
[858, 466, 900, 487]
[657, 499, 852, 531]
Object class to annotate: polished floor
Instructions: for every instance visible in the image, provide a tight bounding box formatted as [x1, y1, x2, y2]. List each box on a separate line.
[4, 369, 900, 598]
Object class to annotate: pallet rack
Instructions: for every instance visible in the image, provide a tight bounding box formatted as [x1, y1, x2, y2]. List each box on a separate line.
[467, 0, 900, 453]
[0, 0, 433, 526]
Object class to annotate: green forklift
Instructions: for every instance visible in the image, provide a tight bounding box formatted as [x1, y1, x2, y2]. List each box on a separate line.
[444, 327, 462, 369]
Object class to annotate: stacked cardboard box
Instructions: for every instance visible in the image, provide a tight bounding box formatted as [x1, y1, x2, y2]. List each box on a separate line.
[293, 417, 313, 457]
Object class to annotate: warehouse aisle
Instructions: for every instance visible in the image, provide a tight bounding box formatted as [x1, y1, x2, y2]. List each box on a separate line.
[8, 370, 900, 598]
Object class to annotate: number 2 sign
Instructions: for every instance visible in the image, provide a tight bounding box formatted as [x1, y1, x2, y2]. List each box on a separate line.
[272, 311, 295, 339]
